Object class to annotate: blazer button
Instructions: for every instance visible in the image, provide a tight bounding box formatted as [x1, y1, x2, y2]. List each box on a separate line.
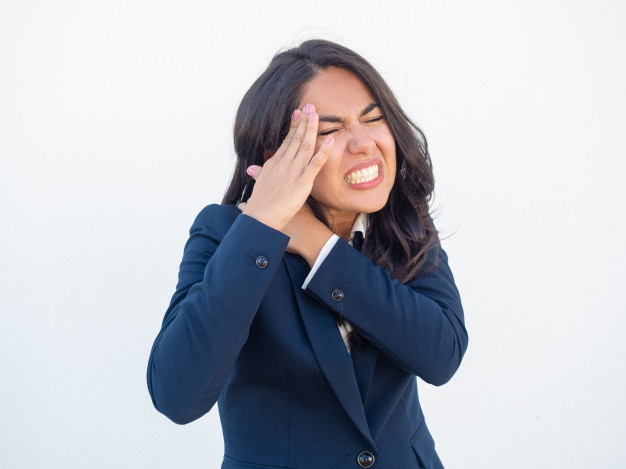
[357, 451, 375, 468]
[255, 256, 269, 269]
[331, 289, 344, 301]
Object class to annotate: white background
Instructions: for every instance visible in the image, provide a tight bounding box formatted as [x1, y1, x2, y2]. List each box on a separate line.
[1, 0, 625, 467]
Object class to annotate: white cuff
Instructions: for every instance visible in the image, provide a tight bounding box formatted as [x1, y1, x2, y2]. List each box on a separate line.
[301, 234, 340, 290]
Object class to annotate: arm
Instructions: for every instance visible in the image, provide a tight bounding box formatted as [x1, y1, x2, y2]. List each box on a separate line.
[304, 239, 467, 386]
[146, 205, 289, 424]
[147, 105, 330, 424]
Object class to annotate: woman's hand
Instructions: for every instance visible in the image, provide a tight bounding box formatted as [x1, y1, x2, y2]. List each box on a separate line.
[241, 194, 333, 266]
[240, 104, 334, 231]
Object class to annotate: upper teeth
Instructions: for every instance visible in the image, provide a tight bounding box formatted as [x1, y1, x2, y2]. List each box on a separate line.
[344, 164, 379, 184]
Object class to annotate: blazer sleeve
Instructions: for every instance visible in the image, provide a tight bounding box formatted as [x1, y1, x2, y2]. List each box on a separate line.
[303, 239, 468, 386]
[147, 205, 289, 424]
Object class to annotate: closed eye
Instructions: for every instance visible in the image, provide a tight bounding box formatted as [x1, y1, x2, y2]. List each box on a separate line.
[317, 115, 384, 137]
[318, 128, 339, 137]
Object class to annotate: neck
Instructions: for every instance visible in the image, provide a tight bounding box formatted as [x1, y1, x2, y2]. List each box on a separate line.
[327, 212, 359, 241]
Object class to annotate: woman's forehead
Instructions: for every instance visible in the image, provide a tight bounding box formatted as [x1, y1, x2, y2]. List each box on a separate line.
[298, 67, 375, 116]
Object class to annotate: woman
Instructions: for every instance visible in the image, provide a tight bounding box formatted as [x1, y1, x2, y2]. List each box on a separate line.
[147, 39, 467, 469]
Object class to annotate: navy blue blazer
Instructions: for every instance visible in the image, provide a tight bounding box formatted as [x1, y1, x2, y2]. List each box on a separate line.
[147, 204, 467, 469]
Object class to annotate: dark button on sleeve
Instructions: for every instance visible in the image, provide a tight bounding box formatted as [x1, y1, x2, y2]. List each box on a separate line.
[357, 451, 375, 468]
[255, 256, 269, 269]
[331, 289, 344, 302]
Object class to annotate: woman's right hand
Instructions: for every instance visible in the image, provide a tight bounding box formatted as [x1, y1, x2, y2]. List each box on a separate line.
[241, 104, 334, 231]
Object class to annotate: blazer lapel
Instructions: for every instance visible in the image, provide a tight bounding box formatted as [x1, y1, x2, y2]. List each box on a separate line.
[283, 254, 374, 447]
[351, 343, 378, 406]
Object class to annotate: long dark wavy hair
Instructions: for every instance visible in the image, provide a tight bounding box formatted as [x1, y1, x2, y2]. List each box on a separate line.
[223, 39, 438, 283]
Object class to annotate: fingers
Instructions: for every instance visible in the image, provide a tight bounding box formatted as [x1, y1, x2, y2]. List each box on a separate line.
[292, 104, 319, 164]
[273, 108, 303, 160]
[287, 104, 317, 163]
[276, 104, 318, 164]
[240, 104, 329, 231]
[246, 165, 262, 179]
[306, 134, 333, 176]
[257, 106, 330, 183]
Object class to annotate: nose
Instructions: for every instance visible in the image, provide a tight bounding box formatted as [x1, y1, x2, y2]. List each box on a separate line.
[346, 123, 376, 155]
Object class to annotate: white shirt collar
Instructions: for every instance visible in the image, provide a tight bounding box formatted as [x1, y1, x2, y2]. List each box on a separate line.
[350, 213, 369, 242]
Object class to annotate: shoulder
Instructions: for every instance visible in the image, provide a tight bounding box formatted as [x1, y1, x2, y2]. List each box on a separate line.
[190, 203, 241, 241]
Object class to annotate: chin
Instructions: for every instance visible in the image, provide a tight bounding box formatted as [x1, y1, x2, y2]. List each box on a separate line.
[351, 197, 390, 214]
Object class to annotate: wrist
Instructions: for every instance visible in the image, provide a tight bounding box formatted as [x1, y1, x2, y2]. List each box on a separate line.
[241, 206, 286, 231]
[297, 230, 334, 267]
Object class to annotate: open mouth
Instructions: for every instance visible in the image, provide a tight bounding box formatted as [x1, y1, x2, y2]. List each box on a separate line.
[344, 163, 379, 185]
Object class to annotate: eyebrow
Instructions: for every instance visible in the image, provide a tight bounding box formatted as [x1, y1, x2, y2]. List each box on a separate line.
[318, 103, 379, 123]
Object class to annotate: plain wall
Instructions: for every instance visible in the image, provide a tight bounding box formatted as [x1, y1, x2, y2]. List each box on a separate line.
[1, 0, 625, 467]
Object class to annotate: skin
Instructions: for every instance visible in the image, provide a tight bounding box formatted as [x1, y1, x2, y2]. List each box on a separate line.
[242, 67, 397, 267]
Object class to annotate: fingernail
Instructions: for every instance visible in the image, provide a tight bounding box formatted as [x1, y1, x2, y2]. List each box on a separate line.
[304, 103, 312, 114]
[292, 109, 301, 121]
[246, 166, 255, 177]
[325, 135, 333, 144]
[308, 111, 315, 122]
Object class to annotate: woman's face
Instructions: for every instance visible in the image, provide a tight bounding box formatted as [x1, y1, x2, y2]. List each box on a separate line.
[298, 67, 396, 222]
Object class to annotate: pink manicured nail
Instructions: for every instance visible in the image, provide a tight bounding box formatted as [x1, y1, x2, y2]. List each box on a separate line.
[292, 109, 301, 121]
[246, 166, 255, 177]
[308, 111, 315, 122]
[325, 135, 333, 144]
[304, 103, 312, 114]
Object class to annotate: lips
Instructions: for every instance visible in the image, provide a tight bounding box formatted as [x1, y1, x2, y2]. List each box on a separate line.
[344, 163, 379, 185]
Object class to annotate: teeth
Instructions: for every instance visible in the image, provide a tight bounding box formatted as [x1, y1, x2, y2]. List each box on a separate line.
[344, 164, 379, 184]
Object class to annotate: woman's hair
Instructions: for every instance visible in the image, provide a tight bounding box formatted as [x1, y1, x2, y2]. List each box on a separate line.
[223, 39, 438, 282]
